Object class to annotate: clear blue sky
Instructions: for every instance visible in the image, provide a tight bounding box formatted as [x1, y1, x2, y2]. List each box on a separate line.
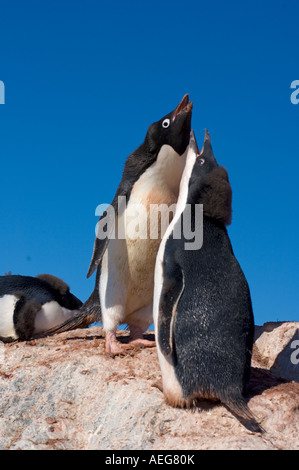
[0, 0, 298, 326]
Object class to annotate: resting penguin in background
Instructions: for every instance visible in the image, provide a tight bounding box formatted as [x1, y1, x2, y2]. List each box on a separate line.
[48, 95, 193, 355]
[0, 274, 82, 342]
[154, 130, 262, 432]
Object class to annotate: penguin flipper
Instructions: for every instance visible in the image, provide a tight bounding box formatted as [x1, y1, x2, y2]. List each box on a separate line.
[158, 258, 184, 359]
[87, 186, 129, 279]
[87, 237, 109, 278]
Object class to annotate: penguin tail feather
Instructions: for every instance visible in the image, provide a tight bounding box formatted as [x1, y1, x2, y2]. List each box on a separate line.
[222, 394, 265, 434]
[45, 289, 101, 336]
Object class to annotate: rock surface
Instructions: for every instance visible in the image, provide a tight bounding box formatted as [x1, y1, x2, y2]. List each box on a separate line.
[254, 322, 299, 382]
[0, 322, 298, 450]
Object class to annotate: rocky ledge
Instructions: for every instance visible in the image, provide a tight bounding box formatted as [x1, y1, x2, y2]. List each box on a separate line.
[0, 322, 298, 450]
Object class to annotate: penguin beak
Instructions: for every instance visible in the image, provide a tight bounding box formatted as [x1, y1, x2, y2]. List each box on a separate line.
[189, 130, 200, 156]
[172, 94, 193, 122]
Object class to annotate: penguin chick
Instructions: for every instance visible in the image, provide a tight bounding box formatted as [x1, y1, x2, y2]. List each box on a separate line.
[0, 274, 82, 342]
[154, 130, 263, 432]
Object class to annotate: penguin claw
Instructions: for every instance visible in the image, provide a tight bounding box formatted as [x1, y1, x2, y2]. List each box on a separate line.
[128, 338, 156, 349]
[105, 339, 132, 356]
[106, 339, 156, 356]
[105, 330, 156, 356]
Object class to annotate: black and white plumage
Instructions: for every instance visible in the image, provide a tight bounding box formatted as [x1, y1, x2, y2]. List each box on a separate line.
[0, 274, 82, 342]
[154, 130, 262, 431]
[48, 95, 193, 354]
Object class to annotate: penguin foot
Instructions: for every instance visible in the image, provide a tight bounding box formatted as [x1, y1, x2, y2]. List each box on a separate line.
[128, 338, 156, 348]
[106, 337, 155, 356]
[105, 330, 132, 356]
[105, 329, 155, 356]
[128, 325, 156, 348]
[151, 380, 163, 392]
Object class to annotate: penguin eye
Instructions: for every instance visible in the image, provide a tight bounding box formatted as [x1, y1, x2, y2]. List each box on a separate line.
[162, 118, 170, 128]
[200, 158, 205, 166]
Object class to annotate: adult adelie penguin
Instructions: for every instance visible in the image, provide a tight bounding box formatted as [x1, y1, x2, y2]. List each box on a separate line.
[50, 95, 193, 355]
[154, 130, 262, 431]
[0, 274, 82, 342]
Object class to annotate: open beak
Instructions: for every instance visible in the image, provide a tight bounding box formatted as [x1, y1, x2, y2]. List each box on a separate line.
[172, 94, 193, 122]
[189, 130, 200, 156]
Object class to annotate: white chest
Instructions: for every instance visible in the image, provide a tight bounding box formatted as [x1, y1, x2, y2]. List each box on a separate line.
[100, 144, 188, 317]
[0, 294, 19, 339]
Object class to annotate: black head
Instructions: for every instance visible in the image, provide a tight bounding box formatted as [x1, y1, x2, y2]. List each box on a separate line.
[36, 274, 83, 310]
[187, 130, 218, 198]
[187, 130, 232, 225]
[194, 129, 218, 176]
[60, 291, 83, 310]
[115, 94, 193, 203]
[145, 94, 193, 156]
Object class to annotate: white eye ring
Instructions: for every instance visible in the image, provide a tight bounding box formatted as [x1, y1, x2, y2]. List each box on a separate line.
[162, 118, 170, 128]
[200, 158, 205, 165]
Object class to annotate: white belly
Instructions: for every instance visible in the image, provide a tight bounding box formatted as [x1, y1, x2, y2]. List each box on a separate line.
[100, 144, 187, 330]
[153, 140, 197, 404]
[34, 301, 74, 334]
[0, 294, 19, 339]
[0, 296, 75, 340]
